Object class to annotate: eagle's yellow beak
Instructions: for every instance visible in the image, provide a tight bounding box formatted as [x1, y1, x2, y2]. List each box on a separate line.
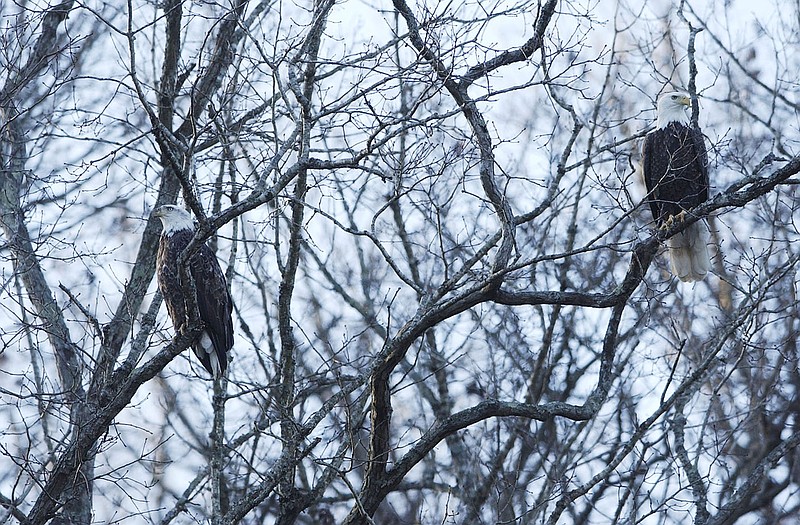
[679, 94, 691, 107]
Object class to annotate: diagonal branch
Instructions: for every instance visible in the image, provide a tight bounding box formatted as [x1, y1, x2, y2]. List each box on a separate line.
[0, 0, 76, 106]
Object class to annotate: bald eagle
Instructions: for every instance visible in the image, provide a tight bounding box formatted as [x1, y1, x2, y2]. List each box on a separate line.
[642, 91, 711, 282]
[153, 205, 233, 377]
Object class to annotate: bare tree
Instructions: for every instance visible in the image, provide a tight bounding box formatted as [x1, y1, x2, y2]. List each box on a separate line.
[1, 0, 800, 524]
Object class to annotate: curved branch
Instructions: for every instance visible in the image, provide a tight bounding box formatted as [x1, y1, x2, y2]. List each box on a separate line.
[390, 0, 563, 279]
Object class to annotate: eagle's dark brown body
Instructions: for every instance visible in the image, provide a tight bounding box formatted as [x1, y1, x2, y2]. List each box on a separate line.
[156, 225, 233, 376]
[642, 121, 709, 226]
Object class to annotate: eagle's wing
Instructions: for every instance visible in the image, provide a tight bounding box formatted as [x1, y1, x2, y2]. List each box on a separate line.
[641, 132, 661, 224]
[689, 126, 709, 202]
[191, 246, 234, 372]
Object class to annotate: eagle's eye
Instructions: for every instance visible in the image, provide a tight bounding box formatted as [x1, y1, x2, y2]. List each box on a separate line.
[671, 95, 678, 100]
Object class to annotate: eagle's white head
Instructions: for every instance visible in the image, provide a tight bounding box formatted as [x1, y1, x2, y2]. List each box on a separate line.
[153, 205, 195, 234]
[656, 91, 691, 129]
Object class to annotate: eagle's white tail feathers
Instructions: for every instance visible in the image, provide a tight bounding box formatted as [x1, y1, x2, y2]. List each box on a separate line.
[199, 332, 223, 378]
[668, 221, 710, 282]
[208, 351, 222, 379]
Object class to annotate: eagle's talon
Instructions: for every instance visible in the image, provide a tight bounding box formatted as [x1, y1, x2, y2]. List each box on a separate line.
[660, 210, 689, 231]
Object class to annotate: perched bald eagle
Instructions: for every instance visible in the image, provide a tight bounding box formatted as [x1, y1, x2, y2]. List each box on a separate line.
[153, 205, 233, 377]
[642, 91, 711, 282]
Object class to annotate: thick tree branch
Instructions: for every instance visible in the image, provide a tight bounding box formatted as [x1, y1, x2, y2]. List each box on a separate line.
[0, 1, 76, 106]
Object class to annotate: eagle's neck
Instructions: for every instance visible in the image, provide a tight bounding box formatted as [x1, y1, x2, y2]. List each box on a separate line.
[657, 108, 690, 129]
[161, 219, 195, 236]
